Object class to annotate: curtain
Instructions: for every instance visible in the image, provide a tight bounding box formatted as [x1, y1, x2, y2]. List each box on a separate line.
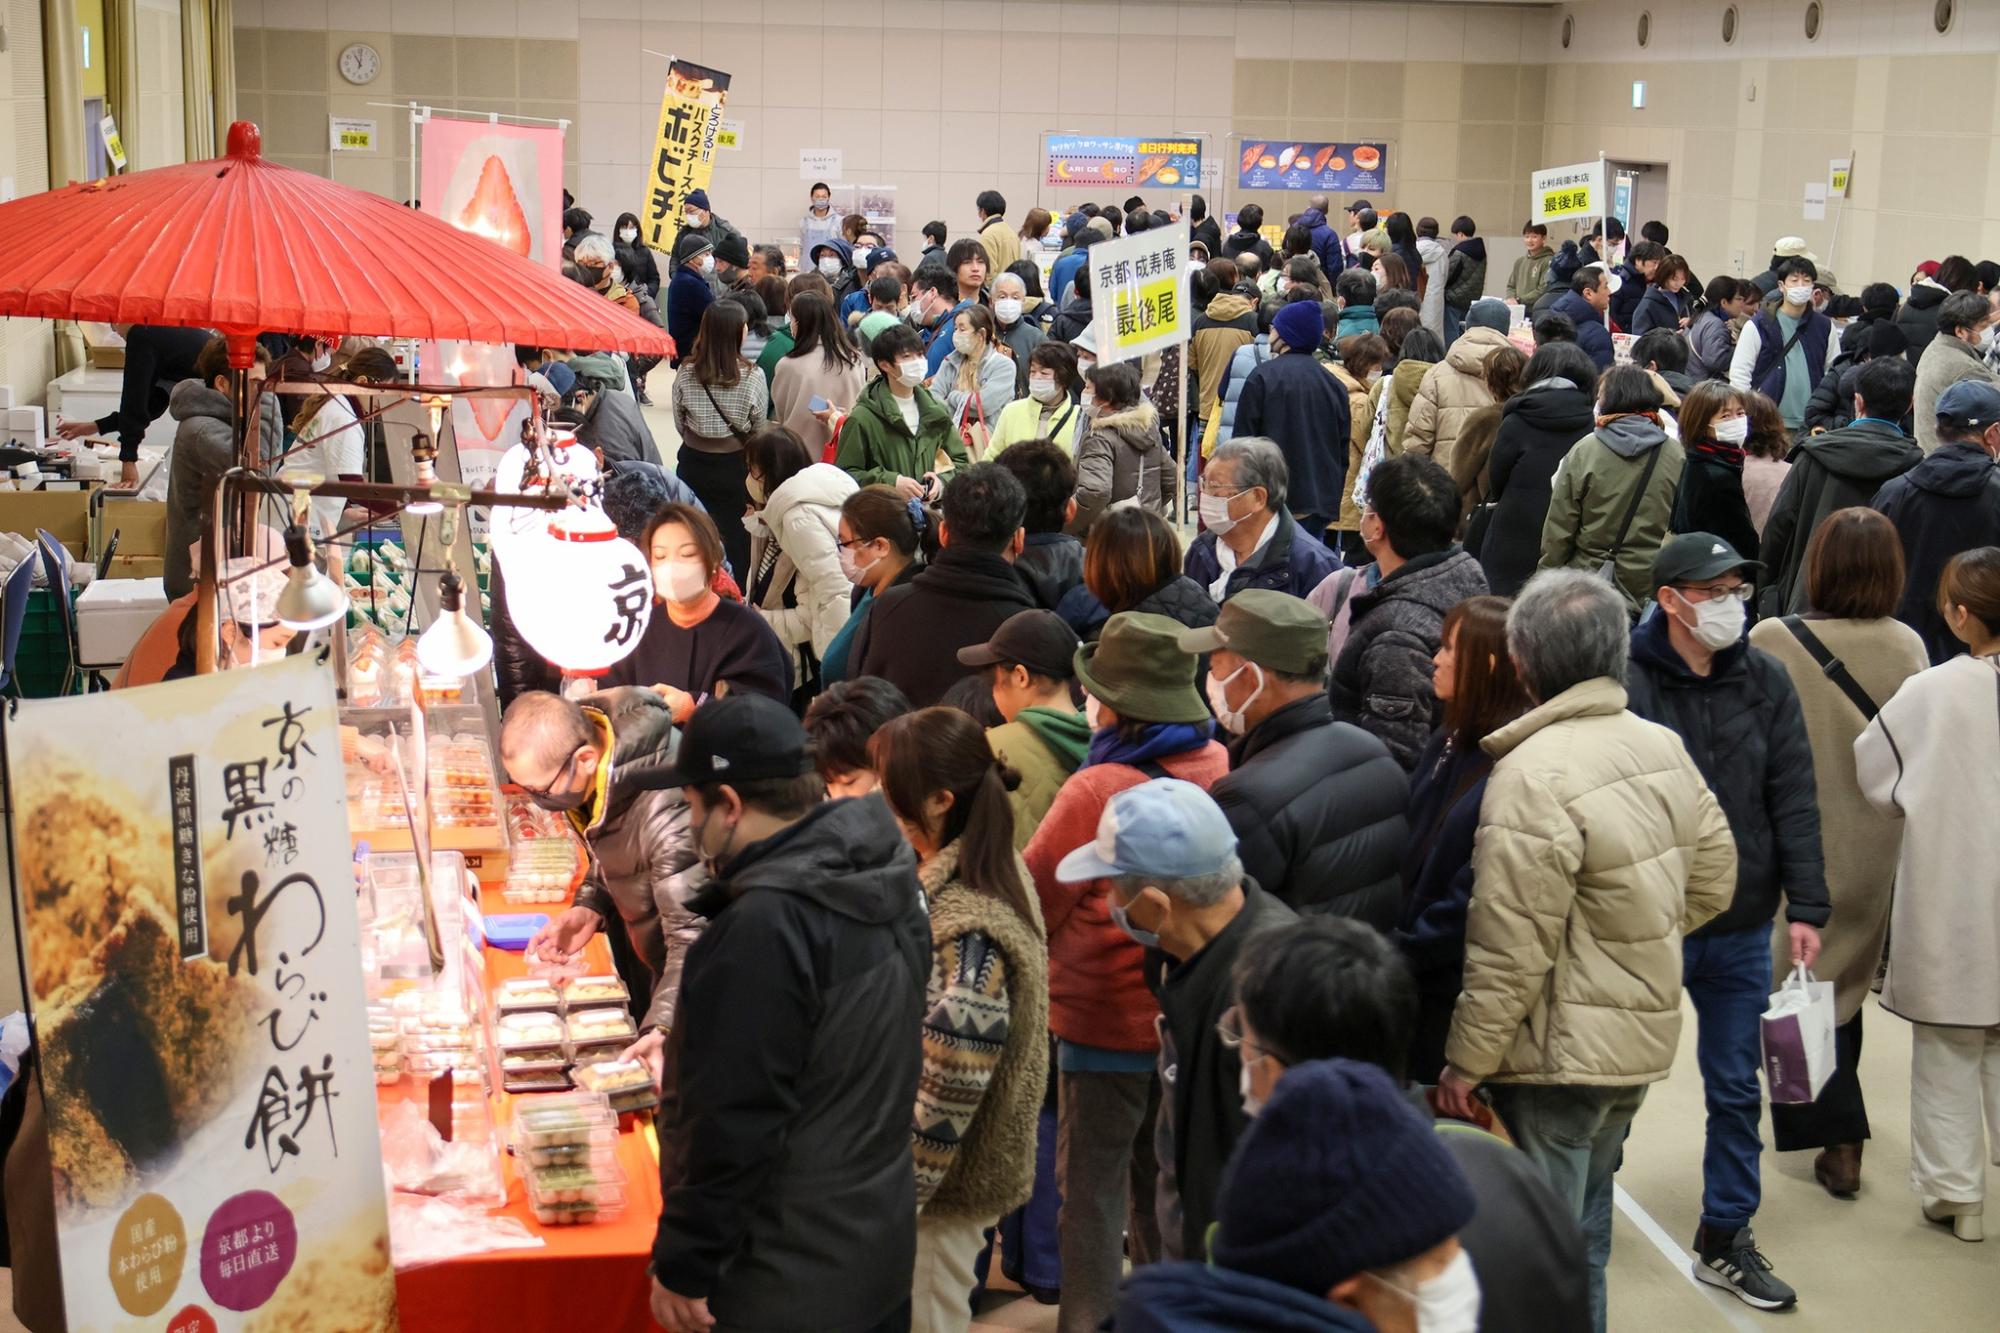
[182, 0, 213, 159]
[209, 0, 236, 146]
[104, 0, 140, 167]
[43, 0, 85, 187]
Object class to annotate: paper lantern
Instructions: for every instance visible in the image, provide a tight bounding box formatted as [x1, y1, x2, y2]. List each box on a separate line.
[487, 434, 599, 561]
[503, 506, 653, 676]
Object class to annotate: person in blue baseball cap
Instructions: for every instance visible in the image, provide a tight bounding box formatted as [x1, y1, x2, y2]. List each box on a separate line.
[1875, 376, 2000, 662]
[1056, 778, 1298, 1267]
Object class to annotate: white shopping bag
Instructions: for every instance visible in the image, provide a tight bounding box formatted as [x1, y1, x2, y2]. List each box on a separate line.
[1760, 964, 1836, 1104]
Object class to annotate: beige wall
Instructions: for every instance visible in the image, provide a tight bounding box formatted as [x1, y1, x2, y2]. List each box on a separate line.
[131, 0, 188, 171]
[2, 0, 56, 420]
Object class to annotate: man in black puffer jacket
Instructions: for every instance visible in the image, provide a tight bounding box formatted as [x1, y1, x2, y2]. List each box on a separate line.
[1180, 591, 1409, 925]
[1331, 455, 1490, 770]
[1624, 533, 1829, 1315]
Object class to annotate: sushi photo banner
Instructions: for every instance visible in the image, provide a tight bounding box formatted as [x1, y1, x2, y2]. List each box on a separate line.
[8, 655, 397, 1332]
[1237, 140, 1390, 192]
[420, 117, 565, 270]
[1045, 135, 1204, 189]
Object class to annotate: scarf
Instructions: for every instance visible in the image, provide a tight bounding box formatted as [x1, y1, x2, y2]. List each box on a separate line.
[1085, 719, 1213, 770]
[1689, 437, 1747, 470]
[1016, 706, 1092, 770]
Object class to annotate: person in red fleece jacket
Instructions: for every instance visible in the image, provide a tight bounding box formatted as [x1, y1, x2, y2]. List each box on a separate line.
[1022, 611, 1228, 1333]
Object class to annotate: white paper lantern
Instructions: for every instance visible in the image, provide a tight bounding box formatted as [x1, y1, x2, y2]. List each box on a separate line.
[487, 433, 600, 561]
[503, 506, 654, 676]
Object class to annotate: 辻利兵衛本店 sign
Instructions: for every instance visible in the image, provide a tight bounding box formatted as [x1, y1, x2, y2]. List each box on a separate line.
[1531, 161, 1606, 224]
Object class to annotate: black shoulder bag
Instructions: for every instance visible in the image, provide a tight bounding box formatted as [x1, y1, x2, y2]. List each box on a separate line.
[1593, 442, 1664, 585]
[1780, 616, 1880, 720]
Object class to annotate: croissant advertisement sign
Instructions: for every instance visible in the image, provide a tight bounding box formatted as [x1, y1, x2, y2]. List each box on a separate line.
[1236, 140, 1390, 192]
[420, 118, 566, 271]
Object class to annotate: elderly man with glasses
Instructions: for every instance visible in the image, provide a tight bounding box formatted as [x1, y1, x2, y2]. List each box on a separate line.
[1184, 437, 1341, 603]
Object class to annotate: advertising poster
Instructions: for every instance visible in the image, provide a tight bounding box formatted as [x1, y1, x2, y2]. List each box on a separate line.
[1531, 160, 1606, 225]
[1088, 222, 1191, 365]
[642, 60, 733, 258]
[8, 655, 397, 1332]
[420, 118, 565, 271]
[1236, 140, 1389, 191]
[419, 340, 527, 492]
[1046, 136, 1202, 189]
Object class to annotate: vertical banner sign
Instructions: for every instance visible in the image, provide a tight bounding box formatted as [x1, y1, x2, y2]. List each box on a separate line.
[643, 60, 733, 257]
[1530, 160, 1607, 224]
[1088, 222, 1192, 366]
[420, 118, 565, 271]
[7, 655, 396, 1332]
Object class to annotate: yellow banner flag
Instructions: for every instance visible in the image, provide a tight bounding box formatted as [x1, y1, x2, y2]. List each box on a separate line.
[642, 60, 732, 257]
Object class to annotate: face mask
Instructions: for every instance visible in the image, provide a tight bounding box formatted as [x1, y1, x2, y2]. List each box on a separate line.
[1084, 695, 1106, 731]
[1783, 282, 1813, 306]
[618, 227, 638, 243]
[993, 297, 1023, 325]
[1276, 277, 1291, 294]
[745, 474, 767, 505]
[699, 254, 716, 275]
[1029, 376, 1063, 404]
[1981, 325, 1998, 352]
[1366, 369, 1384, 385]
[1187, 259, 1206, 276]
[1204, 660, 1265, 735]
[526, 755, 590, 813]
[1199, 490, 1241, 535]
[810, 199, 829, 214]
[310, 350, 333, 373]
[1080, 389, 1096, 410]
[818, 256, 843, 280]
[897, 358, 928, 387]
[579, 263, 608, 287]
[838, 543, 879, 585]
[1373, 1248, 1482, 1333]
[1239, 1054, 1268, 1117]
[685, 210, 708, 228]
[952, 331, 977, 356]
[656, 558, 710, 604]
[692, 802, 740, 877]
[1108, 895, 1160, 950]
[1712, 415, 1749, 445]
[1674, 588, 1746, 651]
[1077, 357, 1096, 376]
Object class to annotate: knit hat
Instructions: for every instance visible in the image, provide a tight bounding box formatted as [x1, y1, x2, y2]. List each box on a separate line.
[1271, 300, 1324, 352]
[673, 231, 713, 264]
[685, 188, 712, 212]
[1212, 1059, 1476, 1295]
[1465, 297, 1510, 333]
[1863, 321, 1909, 361]
[601, 462, 680, 544]
[1073, 612, 1207, 724]
[715, 232, 750, 268]
[1915, 260, 1942, 279]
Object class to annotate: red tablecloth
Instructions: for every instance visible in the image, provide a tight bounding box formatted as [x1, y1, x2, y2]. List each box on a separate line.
[389, 888, 661, 1330]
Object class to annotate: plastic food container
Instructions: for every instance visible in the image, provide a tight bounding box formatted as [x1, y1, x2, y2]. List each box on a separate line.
[497, 1011, 566, 1046]
[495, 978, 562, 1012]
[565, 1010, 636, 1046]
[525, 1177, 626, 1225]
[574, 1058, 660, 1114]
[502, 1061, 575, 1093]
[512, 1097, 617, 1163]
[560, 975, 630, 1012]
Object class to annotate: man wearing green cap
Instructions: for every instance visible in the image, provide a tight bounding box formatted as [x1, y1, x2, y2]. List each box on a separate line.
[1179, 590, 1410, 925]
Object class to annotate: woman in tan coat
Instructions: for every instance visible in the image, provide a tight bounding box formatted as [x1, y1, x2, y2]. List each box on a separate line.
[1330, 333, 1388, 562]
[1748, 508, 1929, 1199]
[770, 290, 866, 456]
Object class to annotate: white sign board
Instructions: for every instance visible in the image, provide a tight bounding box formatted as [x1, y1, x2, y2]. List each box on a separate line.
[329, 117, 377, 153]
[1087, 222, 1192, 365]
[100, 114, 128, 171]
[1830, 157, 1852, 196]
[1530, 160, 1605, 224]
[1803, 182, 1827, 222]
[717, 119, 744, 151]
[799, 148, 842, 182]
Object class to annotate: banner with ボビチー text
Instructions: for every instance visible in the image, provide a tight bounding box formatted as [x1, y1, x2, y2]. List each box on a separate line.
[642, 60, 733, 257]
[8, 654, 397, 1332]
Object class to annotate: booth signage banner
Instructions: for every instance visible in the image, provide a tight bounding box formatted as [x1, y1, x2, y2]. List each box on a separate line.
[642, 59, 733, 257]
[1830, 157, 1852, 195]
[101, 114, 128, 171]
[8, 655, 396, 1332]
[1088, 222, 1191, 365]
[421, 118, 565, 271]
[1237, 140, 1387, 191]
[1046, 136, 1203, 189]
[716, 119, 744, 151]
[423, 340, 528, 491]
[799, 147, 842, 181]
[1531, 160, 1605, 224]
[329, 117, 377, 153]
[1803, 182, 1828, 222]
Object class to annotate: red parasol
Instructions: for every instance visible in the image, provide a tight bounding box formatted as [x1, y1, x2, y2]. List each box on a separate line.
[0, 121, 672, 364]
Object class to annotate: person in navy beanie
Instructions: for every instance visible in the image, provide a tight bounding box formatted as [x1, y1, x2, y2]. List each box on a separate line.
[1107, 1058, 1482, 1333]
[1232, 295, 1352, 540]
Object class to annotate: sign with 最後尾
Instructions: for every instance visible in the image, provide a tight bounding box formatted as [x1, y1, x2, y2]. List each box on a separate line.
[329, 117, 377, 153]
[642, 59, 733, 257]
[1046, 136, 1203, 189]
[100, 114, 127, 171]
[1830, 157, 1852, 196]
[7, 654, 396, 1332]
[1088, 222, 1192, 365]
[716, 119, 743, 151]
[1236, 140, 1387, 192]
[1531, 160, 1606, 224]
[800, 148, 843, 182]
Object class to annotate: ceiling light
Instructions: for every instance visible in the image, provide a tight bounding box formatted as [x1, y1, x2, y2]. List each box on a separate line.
[274, 524, 349, 631]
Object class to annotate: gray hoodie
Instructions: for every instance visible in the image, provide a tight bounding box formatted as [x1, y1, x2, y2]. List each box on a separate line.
[163, 379, 284, 600]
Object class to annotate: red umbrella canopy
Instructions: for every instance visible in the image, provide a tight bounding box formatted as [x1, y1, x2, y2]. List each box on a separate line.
[0, 122, 673, 363]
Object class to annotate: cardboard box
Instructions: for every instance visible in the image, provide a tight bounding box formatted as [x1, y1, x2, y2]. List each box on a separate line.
[0, 489, 89, 559]
[95, 497, 168, 557]
[106, 555, 166, 580]
[80, 323, 126, 370]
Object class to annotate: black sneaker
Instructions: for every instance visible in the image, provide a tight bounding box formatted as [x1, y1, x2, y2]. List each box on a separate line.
[1693, 1226, 1797, 1310]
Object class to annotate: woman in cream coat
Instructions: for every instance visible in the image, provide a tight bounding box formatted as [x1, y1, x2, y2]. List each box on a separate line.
[744, 429, 858, 701]
[1855, 545, 2000, 1242]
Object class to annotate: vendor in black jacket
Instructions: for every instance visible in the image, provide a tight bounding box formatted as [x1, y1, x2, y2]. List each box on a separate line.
[638, 695, 930, 1333]
[56, 323, 214, 483]
[1177, 590, 1408, 926]
[1068, 778, 1295, 1263]
[1623, 532, 1829, 1314]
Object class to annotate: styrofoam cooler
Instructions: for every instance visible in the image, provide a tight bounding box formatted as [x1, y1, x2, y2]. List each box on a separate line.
[74, 576, 167, 667]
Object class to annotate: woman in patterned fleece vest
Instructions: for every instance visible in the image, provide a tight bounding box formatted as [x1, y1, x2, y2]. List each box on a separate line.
[872, 707, 1050, 1333]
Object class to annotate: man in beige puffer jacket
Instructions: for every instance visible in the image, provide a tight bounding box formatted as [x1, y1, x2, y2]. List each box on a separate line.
[1402, 300, 1515, 476]
[1437, 569, 1735, 1333]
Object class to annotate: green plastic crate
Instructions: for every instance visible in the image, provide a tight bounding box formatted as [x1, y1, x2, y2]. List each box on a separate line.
[13, 587, 78, 698]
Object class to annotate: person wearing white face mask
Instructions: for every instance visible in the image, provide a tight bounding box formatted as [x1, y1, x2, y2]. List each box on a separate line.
[1178, 589, 1408, 919]
[1671, 382, 1765, 563]
[601, 502, 794, 722]
[988, 342, 1085, 457]
[666, 186, 745, 287]
[831, 323, 970, 502]
[933, 305, 1018, 448]
[1729, 256, 1837, 436]
[821, 486, 927, 685]
[612, 210, 661, 300]
[799, 180, 841, 258]
[988, 271, 1045, 395]
[1113, 1050, 1483, 1333]
[807, 238, 861, 305]
[1622, 532, 1827, 1314]
[1186, 437, 1342, 604]
[1910, 289, 2000, 453]
[1057, 779, 1295, 1265]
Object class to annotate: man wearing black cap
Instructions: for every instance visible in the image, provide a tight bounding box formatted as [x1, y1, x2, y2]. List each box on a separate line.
[1872, 378, 2000, 662]
[711, 230, 752, 293]
[668, 186, 746, 285]
[642, 695, 929, 1333]
[1624, 532, 1829, 1313]
[960, 609, 1089, 846]
[665, 232, 716, 370]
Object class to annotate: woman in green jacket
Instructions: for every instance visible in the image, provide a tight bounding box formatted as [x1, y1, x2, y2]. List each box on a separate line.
[834, 323, 971, 499]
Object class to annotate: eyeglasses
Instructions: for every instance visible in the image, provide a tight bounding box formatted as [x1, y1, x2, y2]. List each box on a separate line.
[517, 741, 584, 799]
[835, 536, 876, 551]
[1675, 583, 1754, 604]
[1198, 485, 1243, 500]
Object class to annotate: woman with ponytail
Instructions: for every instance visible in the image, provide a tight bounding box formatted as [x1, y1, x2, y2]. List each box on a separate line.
[871, 707, 1049, 1333]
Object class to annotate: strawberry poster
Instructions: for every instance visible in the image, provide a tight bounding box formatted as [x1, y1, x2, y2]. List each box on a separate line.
[421, 340, 527, 491]
[420, 118, 565, 272]
[8, 655, 398, 1332]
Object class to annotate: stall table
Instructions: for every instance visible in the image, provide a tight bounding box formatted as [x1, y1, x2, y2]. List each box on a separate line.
[389, 886, 662, 1330]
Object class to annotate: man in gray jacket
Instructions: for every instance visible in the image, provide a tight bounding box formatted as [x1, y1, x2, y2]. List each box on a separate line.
[1912, 290, 2000, 453]
[162, 337, 284, 600]
[500, 688, 701, 1034]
